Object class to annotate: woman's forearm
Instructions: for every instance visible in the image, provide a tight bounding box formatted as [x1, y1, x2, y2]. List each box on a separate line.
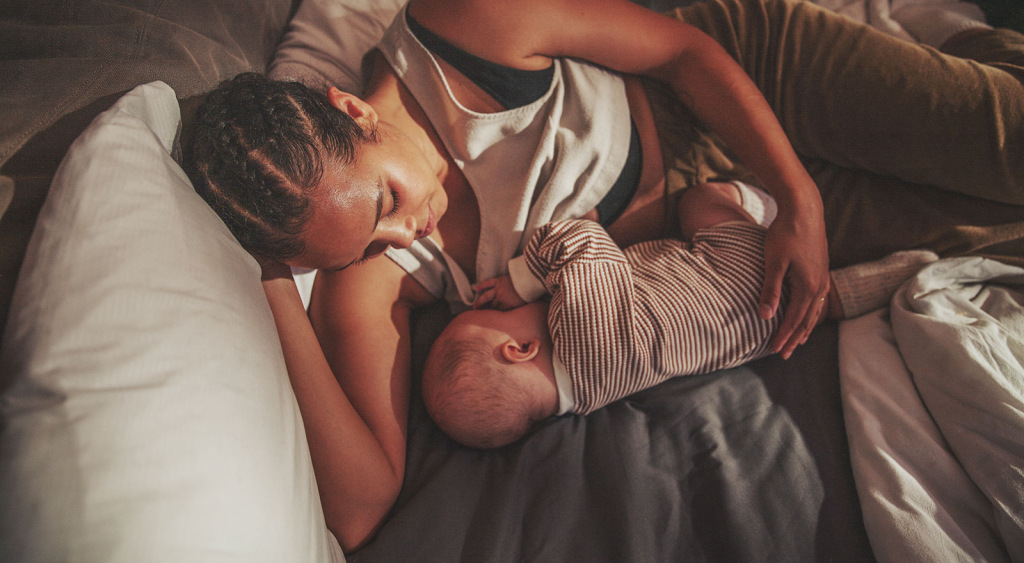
[646, 29, 832, 355]
[261, 271, 404, 552]
[650, 31, 820, 212]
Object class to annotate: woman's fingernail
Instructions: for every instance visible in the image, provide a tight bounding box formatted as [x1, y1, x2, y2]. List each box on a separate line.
[760, 305, 773, 319]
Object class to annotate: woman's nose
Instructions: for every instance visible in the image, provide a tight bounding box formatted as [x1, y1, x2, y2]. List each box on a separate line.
[385, 217, 417, 249]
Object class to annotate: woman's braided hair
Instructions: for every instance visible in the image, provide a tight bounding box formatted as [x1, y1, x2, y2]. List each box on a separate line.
[182, 72, 378, 261]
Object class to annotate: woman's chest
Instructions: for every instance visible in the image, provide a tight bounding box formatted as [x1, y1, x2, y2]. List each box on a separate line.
[422, 75, 669, 281]
[432, 164, 480, 279]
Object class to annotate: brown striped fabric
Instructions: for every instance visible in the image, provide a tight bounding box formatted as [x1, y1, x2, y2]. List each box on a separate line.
[524, 220, 783, 415]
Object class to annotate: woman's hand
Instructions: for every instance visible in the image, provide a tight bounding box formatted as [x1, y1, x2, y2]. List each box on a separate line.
[473, 275, 528, 310]
[760, 202, 830, 359]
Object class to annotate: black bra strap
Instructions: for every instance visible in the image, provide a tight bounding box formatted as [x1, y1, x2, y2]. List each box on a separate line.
[406, 12, 554, 109]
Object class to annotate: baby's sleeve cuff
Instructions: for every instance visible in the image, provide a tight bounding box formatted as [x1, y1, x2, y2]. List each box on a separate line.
[508, 255, 548, 302]
[551, 351, 574, 416]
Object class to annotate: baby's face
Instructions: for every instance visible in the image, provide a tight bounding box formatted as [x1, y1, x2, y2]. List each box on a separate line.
[452, 301, 550, 340]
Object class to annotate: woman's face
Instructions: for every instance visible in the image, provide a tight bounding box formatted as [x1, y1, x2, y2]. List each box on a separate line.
[287, 125, 448, 272]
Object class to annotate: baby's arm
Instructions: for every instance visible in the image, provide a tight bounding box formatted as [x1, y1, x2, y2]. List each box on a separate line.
[473, 219, 611, 310]
[472, 275, 528, 310]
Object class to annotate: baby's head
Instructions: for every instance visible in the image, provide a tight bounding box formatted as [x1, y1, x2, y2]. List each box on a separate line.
[422, 302, 558, 449]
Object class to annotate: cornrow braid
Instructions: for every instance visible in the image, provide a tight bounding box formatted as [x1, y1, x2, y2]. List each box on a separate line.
[181, 72, 378, 261]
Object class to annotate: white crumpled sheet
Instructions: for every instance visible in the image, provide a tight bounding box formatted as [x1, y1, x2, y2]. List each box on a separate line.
[839, 257, 1024, 563]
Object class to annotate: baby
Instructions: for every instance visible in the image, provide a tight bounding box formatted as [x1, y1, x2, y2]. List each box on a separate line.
[422, 181, 935, 449]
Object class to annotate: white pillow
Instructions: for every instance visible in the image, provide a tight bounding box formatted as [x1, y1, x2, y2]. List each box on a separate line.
[268, 0, 405, 94]
[0, 82, 345, 563]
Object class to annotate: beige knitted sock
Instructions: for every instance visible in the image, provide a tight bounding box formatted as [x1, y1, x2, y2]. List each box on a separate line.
[831, 250, 940, 318]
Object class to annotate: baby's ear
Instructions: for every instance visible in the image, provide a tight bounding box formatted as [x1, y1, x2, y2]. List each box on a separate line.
[501, 339, 540, 363]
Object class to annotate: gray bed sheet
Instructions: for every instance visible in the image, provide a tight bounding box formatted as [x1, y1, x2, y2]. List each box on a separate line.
[352, 308, 874, 562]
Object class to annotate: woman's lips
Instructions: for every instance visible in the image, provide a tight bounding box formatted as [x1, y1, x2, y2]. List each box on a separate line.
[420, 208, 436, 239]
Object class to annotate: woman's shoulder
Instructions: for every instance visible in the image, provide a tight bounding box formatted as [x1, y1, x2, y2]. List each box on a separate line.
[408, 0, 700, 78]
[313, 254, 438, 313]
[406, 0, 557, 71]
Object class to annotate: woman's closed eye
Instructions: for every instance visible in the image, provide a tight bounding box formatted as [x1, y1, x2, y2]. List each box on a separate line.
[326, 190, 400, 271]
[359, 190, 400, 261]
[385, 189, 401, 219]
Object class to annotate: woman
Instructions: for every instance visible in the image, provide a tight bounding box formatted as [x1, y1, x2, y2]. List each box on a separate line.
[183, 0, 1024, 551]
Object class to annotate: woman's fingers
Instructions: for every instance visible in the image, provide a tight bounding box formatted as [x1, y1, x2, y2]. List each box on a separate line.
[771, 272, 831, 359]
[759, 255, 787, 321]
[761, 207, 831, 359]
[777, 295, 815, 359]
[771, 292, 807, 358]
[761, 250, 831, 359]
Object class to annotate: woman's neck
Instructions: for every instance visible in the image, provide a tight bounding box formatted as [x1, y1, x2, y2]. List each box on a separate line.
[363, 50, 449, 182]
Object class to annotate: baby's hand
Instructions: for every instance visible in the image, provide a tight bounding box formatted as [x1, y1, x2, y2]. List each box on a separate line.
[472, 275, 527, 310]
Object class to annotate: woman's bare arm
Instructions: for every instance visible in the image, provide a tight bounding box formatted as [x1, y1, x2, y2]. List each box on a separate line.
[411, 0, 831, 358]
[261, 258, 433, 552]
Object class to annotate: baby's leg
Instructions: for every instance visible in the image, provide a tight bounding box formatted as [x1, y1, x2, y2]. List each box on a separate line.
[676, 182, 756, 240]
[678, 182, 850, 324]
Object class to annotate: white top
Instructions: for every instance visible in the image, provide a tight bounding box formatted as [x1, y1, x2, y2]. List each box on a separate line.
[378, 5, 633, 312]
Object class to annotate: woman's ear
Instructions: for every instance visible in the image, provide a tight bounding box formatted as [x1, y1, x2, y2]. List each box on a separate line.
[327, 86, 378, 127]
[501, 339, 541, 363]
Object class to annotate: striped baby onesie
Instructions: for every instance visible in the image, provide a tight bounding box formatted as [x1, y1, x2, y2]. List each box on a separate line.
[510, 219, 783, 415]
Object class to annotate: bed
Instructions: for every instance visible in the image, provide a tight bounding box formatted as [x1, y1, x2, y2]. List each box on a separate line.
[0, 0, 1021, 561]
